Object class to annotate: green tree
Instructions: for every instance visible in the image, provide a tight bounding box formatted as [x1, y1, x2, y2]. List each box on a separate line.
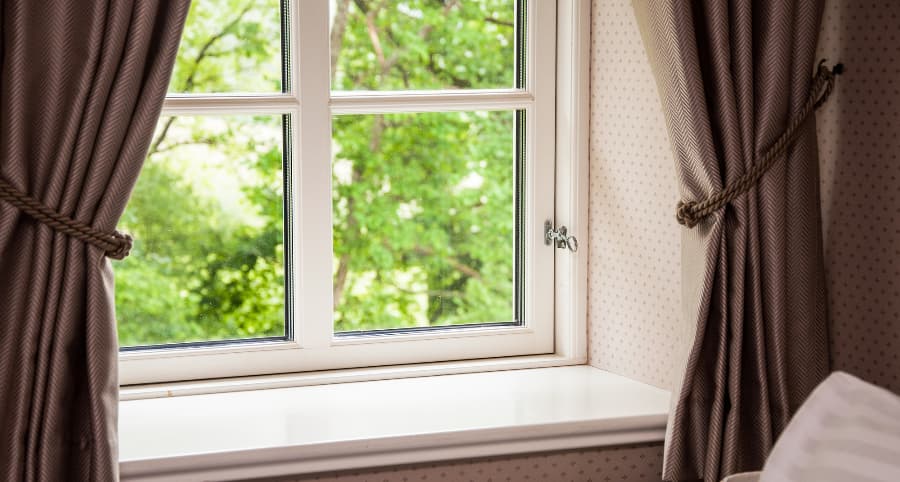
[116, 0, 517, 345]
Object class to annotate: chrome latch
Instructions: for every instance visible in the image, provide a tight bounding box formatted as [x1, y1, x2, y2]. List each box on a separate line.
[544, 220, 578, 252]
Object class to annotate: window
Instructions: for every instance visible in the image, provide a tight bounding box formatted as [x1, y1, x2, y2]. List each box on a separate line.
[117, 0, 588, 385]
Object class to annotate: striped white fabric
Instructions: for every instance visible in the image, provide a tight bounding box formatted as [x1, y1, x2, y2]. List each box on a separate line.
[722, 471, 762, 482]
[760, 371, 900, 482]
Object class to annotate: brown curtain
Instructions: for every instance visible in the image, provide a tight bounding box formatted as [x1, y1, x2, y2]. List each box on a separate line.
[0, 1, 188, 480]
[632, 2, 831, 481]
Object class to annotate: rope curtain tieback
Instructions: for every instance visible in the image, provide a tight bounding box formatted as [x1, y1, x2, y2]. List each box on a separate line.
[0, 177, 133, 260]
[676, 60, 844, 228]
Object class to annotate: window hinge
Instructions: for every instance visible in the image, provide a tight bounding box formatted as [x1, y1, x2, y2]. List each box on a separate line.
[544, 220, 578, 252]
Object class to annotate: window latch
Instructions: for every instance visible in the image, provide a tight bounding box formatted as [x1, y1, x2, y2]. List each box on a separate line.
[544, 220, 578, 252]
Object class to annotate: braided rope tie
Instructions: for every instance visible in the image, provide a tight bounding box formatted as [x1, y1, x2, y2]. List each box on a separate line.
[676, 60, 844, 228]
[0, 177, 133, 260]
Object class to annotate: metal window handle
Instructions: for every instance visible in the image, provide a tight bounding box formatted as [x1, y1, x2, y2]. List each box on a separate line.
[544, 220, 578, 252]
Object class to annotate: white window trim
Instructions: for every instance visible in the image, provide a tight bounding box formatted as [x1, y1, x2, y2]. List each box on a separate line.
[119, 0, 590, 387]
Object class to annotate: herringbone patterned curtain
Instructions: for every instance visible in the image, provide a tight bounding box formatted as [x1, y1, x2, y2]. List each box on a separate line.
[632, 1, 831, 480]
[0, 1, 188, 480]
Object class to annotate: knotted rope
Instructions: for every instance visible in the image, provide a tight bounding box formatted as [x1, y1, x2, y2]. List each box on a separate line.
[676, 60, 843, 228]
[0, 177, 133, 259]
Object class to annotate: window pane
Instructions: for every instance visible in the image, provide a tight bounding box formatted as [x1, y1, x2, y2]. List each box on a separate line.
[116, 115, 287, 347]
[332, 111, 516, 332]
[169, 0, 284, 94]
[330, 0, 517, 91]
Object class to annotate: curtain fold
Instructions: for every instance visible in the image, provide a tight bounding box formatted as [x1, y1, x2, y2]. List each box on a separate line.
[632, 1, 831, 480]
[0, 1, 188, 479]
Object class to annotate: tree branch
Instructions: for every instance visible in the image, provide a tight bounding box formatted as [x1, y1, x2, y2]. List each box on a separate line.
[333, 251, 351, 310]
[333, 114, 384, 308]
[332, 0, 481, 312]
[352, 0, 369, 13]
[484, 17, 514, 28]
[364, 6, 387, 67]
[148, 4, 253, 157]
[147, 117, 176, 157]
[426, 53, 472, 88]
[411, 245, 482, 281]
[330, 0, 352, 79]
[148, 138, 217, 155]
[182, 4, 254, 92]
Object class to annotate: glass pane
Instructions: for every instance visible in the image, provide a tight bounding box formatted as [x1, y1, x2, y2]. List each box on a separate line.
[116, 115, 286, 347]
[169, 0, 284, 93]
[330, 0, 517, 91]
[332, 111, 515, 332]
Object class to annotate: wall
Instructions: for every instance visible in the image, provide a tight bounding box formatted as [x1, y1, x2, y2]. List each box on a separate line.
[278, 444, 663, 482]
[585, 0, 681, 389]
[816, 0, 900, 394]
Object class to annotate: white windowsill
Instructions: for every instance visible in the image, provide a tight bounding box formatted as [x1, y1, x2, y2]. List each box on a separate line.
[119, 366, 670, 481]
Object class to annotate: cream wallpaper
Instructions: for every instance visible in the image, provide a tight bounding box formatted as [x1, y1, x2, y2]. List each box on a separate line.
[272, 0, 898, 480]
[585, 0, 681, 389]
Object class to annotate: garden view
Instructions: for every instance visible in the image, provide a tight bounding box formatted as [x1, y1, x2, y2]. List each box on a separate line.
[115, 0, 518, 346]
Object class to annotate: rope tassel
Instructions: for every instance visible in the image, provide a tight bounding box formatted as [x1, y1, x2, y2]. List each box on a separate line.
[0, 177, 133, 259]
[676, 60, 843, 228]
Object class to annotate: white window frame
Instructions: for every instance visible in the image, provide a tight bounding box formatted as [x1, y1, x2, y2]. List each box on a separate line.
[119, 0, 590, 386]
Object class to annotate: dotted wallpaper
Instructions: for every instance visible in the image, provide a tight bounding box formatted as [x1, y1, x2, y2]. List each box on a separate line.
[585, 0, 681, 389]
[275, 444, 664, 482]
[587, 0, 900, 395]
[816, 0, 900, 394]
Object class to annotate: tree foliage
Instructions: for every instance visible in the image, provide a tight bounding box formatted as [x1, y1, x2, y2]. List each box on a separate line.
[116, 0, 517, 346]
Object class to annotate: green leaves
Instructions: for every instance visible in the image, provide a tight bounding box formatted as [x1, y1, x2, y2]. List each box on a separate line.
[332, 0, 515, 91]
[116, 115, 285, 345]
[116, 0, 519, 346]
[331, 110, 514, 331]
[169, 0, 283, 94]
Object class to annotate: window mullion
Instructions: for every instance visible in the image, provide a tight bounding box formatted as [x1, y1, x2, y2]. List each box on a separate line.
[293, 0, 334, 350]
[523, 0, 556, 338]
[160, 95, 298, 115]
[329, 90, 533, 115]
